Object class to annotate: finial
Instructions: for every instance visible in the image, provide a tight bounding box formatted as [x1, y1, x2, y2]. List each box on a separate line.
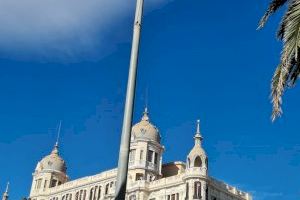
[55, 120, 62, 147]
[196, 119, 200, 134]
[194, 119, 203, 145]
[51, 121, 62, 155]
[5, 182, 9, 194]
[142, 107, 149, 121]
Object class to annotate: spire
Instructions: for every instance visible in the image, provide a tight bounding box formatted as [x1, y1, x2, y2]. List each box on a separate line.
[142, 107, 149, 121]
[194, 119, 203, 145]
[2, 182, 9, 200]
[51, 121, 62, 155]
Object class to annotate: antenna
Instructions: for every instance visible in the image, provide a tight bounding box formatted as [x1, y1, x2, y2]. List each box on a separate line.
[145, 86, 149, 109]
[56, 120, 62, 146]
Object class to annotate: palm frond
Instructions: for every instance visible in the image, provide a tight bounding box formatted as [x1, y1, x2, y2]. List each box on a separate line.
[258, 0, 288, 29]
[271, 64, 285, 121]
[271, 0, 300, 120]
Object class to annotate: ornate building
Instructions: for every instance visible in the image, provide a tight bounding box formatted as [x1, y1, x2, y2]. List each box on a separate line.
[28, 109, 252, 200]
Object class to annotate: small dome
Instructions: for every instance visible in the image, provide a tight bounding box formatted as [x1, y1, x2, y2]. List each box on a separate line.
[131, 108, 161, 143]
[35, 143, 67, 174]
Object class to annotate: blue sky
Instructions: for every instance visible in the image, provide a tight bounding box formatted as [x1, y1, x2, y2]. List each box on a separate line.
[0, 0, 299, 199]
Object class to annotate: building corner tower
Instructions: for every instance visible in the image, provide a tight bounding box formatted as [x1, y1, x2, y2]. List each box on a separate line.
[184, 120, 208, 200]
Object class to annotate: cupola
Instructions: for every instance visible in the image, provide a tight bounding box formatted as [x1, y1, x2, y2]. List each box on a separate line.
[131, 108, 161, 143]
[187, 120, 208, 169]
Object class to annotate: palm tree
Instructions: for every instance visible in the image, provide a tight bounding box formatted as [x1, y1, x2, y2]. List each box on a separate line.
[258, 0, 300, 121]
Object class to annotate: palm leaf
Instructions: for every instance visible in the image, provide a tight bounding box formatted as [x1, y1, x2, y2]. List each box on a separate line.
[258, 0, 288, 29]
[271, 0, 300, 120]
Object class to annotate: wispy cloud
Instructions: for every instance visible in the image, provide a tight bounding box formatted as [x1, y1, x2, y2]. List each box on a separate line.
[0, 0, 171, 62]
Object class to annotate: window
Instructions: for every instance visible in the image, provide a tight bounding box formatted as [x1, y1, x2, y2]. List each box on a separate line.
[172, 194, 177, 200]
[50, 180, 57, 188]
[167, 194, 179, 200]
[154, 152, 159, 164]
[36, 179, 42, 189]
[89, 188, 94, 200]
[83, 190, 86, 200]
[135, 173, 144, 181]
[194, 156, 202, 167]
[44, 180, 48, 188]
[147, 150, 154, 162]
[97, 186, 101, 200]
[129, 149, 136, 162]
[194, 181, 201, 199]
[79, 190, 83, 200]
[186, 183, 189, 199]
[94, 186, 98, 200]
[75, 192, 79, 200]
[105, 184, 109, 195]
[140, 150, 144, 160]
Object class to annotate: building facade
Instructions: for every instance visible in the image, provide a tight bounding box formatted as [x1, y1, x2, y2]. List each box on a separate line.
[28, 109, 252, 200]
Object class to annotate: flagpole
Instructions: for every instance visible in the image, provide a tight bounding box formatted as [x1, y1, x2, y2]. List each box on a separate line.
[115, 0, 144, 199]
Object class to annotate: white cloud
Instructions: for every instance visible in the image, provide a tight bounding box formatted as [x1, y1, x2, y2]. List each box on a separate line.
[0, 0, 170, 62]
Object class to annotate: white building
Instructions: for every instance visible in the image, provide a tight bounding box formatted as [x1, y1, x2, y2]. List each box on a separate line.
[28, 108, 252, 200]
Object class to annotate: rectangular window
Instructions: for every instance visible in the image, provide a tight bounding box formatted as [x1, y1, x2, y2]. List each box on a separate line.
[105, 184, 109, 195]
[50, 180, 57, 188]
[140, 150, 144, 160]
[135, 173, 144, 181]
[44, 180, 48, 188]
[129, 149, 136, 162]
[147, 150, 154, 162]
[171, 194, 176, 200]
[36, 179, 42, 189]
[154, 152, 158, 164]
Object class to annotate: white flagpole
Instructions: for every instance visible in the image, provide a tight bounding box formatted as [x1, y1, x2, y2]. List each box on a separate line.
[115, 0, 144, 199]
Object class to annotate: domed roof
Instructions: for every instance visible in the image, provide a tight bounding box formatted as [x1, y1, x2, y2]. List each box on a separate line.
[132, 108, 161, 143]
[35, 143, 67, 174]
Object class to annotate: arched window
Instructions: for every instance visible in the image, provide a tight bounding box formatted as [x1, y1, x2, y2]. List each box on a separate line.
[97, 186, 101, 200]
[83, 190, 86, 200]
[75, 192, 79, 200]
[186, 182, 189, 199]
[105, 184, 109, 195]
[194, 156, 202, 167]
[94, 186, 98, 200]
[193, 181, 201, 199]
[187, 158, 191, 168]
[89, 188, 94, 200]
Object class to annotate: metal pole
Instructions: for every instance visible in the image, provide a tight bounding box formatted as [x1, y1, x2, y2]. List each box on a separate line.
[115, 0, 144, 199]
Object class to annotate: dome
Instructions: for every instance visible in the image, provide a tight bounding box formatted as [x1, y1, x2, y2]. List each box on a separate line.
[35, 143, 67, 174]
[131, 108, 161, 143]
